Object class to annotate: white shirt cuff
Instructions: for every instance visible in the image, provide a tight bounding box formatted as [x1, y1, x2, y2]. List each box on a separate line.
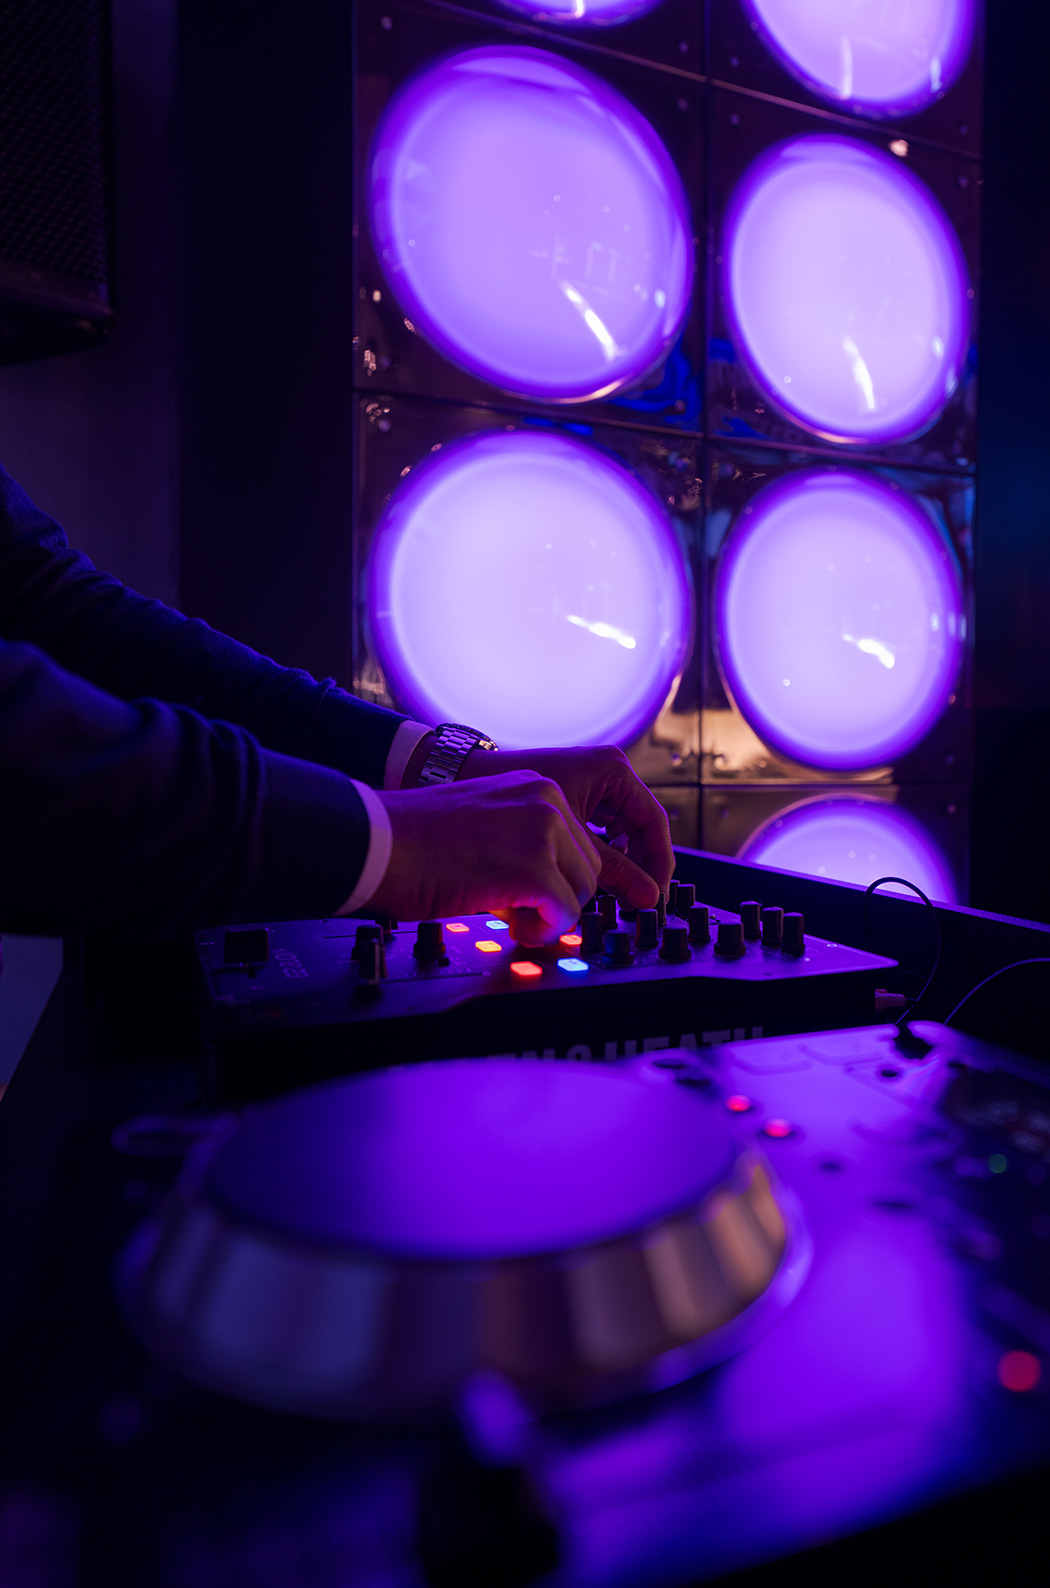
[383, 719, 433, 789]
[338, 780, 393, 913]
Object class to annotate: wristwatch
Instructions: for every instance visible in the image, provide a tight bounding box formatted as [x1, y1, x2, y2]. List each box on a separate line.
[417, 722, 499, 786]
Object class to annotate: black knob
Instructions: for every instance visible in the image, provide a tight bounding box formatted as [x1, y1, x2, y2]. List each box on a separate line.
[598, 894, 618, 931]
[357, 936, 386, 982]
[740, 900, 761, 941]
[413, 920, 446, 960]
[667, 880, 679, 915]
[761, 906, 784, 948]
[782, 912, 805, 956]
[676, 883, 696, 914]
[659, 925, 691, 963]
[656, 891, 667, 928]
[687, 905, 711, 945]
[351, 923, 383, 961]
[635, 909, 659, 951]
[714, 921, 746, 959]
[580, 911, 605, 956]
[603, 929, 634, 967]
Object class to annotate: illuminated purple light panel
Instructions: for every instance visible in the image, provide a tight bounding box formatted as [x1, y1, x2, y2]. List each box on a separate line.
[368, 47, 693, 402]
[498, 0, 663, 21]
[724, 136, 969, 444]
[368, 430, 691, 750]
[743, 0, 976, 114]
[716, 470, 964, 771]
[740, 797, 957, 905]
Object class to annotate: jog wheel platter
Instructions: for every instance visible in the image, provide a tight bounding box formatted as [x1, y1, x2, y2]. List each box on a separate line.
[121, 1058, 804, 1418]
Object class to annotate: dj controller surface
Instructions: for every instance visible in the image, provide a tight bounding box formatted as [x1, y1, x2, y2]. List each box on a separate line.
[195, 886, 895, 1099]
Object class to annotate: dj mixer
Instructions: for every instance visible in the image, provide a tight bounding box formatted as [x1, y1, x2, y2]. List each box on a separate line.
[195, 887, 896, 1100]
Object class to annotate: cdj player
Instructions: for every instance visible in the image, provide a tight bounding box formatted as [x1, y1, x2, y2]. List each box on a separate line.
[195, 888, 895, 1100]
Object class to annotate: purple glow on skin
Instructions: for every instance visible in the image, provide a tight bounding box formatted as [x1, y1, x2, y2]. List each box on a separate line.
[739, 796, 958, 905]
[368, 429, 692, 750]
[723, 135, 969, 444]
[742, 0, 976, 114]
[368, 46, 693, 401]
[497, 0, 663, 22]
[715, 470, 964, 770]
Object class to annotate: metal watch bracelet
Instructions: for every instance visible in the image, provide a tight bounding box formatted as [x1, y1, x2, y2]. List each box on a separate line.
[416, 723, 499, 786]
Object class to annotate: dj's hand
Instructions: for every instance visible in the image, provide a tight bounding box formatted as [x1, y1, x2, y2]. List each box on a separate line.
[351, 771, 642, 946]
[456, 744, 672, 903]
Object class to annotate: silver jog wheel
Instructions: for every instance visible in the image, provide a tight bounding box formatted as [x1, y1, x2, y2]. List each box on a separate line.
[118, 1057, 809, 1419]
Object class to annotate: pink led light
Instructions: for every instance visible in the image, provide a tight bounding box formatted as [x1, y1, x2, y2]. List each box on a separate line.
[368, 429, 691, 751]
[742, 0, 976, 115]
[510, 960, 543, 978]
[723, 135, 969, 444]
[368, 46, 693, 402]
[715, 469, 964, 771]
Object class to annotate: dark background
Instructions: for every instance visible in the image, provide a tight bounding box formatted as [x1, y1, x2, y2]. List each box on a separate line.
[0, 0, 1046, 921]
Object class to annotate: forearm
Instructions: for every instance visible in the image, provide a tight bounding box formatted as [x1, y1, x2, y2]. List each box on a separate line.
[0, 641, 371, 934]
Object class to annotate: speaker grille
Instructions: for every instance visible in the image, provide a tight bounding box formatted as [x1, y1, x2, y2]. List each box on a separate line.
[0, 0, 112, 291]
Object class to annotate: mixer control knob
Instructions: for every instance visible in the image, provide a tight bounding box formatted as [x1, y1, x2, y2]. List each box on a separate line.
[687, 905, 711, 945]
[603, 929, 634, 967]
[635, 909, 659, 951]
[667, 880, 679, 915]
[580, 911, 605, 956]
[740, 901, 761, 941]
[782, 913, 805, 956]
[413, 921, 447, 962]
[714, 921, 746, 959]
[659, 925, 691, 963]
[598, 894, 619, 931]
[760, 906, 784, 947]
[351, 923, 383, 961]
[357, 937, 387, 982]
[675, 883, 696, 915]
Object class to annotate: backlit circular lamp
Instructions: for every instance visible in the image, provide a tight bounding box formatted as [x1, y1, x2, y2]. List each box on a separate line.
[715, 469, 964, 771]
[368, 429, 691, 751]
[368, 46, 693, 402]
[497, 0, 664, 22]
[723, 135, 969, 444]
[742, 0, 976, 115]
[739, 796, 957, 905]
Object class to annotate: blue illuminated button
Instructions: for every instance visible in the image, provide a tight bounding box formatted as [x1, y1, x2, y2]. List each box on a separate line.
[485, 919, 510, 931]
[557, 957, 590, 974]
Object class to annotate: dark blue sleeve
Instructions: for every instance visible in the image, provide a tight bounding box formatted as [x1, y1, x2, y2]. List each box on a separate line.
[0, 639, 371, 933]
[0, 465, 410, 789]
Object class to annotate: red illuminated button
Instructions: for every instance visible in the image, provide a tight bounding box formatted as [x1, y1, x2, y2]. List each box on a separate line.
[510, 960, 543, 979]
[726, 1095, 753, 1114]
[446, 922, 469, 933]
[998, 1350, 1041, 1392]
[762, 1118, 793, 1139]
[559, 932, 583, 949]
[476, 940, 502, 953]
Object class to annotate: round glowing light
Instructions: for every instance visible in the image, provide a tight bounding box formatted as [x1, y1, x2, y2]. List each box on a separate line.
[368, 46, 693, 401]
[739, 796, 958, 906]
[742, 0, 975, 114]
[762, 1118, 793, 1140]
[723, 135, 969, 444]
[998, 1350, 1041, 1394]
[498, 0, 663, 20]
[715, 470, 964, 770]
[726, 1095, 754, 1114]
[368, 430, 692, 750]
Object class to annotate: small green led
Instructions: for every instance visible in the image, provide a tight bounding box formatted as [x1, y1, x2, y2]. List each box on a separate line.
[989, 1154, 1008, 1175]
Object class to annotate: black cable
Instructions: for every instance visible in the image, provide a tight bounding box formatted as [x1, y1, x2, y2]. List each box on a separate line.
[862, 875, 942, 1025]
[943, 958, 1050, 1028]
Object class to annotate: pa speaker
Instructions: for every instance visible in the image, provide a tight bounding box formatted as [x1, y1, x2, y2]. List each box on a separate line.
[0, 0, 115, 364]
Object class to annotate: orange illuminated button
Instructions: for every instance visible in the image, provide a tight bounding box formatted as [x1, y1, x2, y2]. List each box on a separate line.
[476, 940, 503, 953]
[446, 922, 469, 933]
[510, 960, 543, 979]
[559, 932, 583, 948]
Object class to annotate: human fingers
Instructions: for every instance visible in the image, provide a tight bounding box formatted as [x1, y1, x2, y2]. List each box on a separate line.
[591, 834, 661, 908]
[590, 761, 674, 895]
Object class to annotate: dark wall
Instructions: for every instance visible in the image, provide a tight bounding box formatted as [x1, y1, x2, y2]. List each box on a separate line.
[176, 0, 354, 686]
[972, 1, 1050, 919]
[0, 0, 177, 601]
